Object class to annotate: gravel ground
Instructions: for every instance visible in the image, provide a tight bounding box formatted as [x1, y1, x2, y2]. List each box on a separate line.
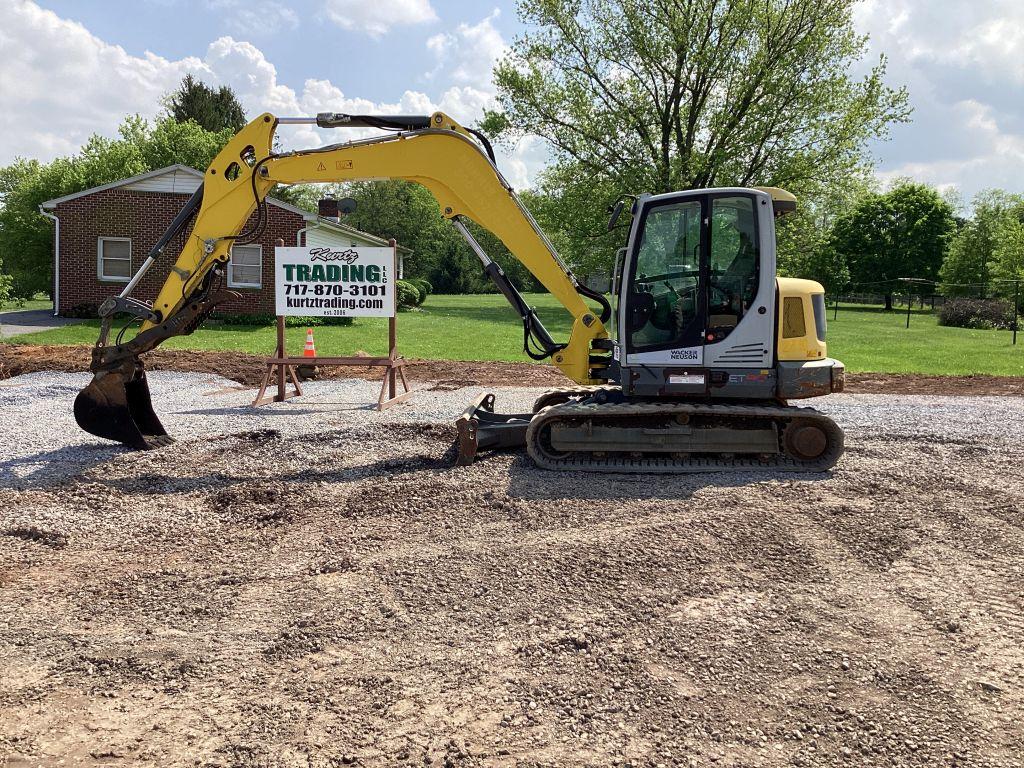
[1, 372, 1023, 766]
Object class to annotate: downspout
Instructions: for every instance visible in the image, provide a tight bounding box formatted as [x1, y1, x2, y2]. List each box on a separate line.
[296, 218, 321, 247]
[38, 206, 59, 316]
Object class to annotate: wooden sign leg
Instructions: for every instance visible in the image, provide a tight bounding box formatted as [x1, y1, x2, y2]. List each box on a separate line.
[275, 315, 286, 402]
[388, 314, 397, 400]
[253, 363, 273, 405]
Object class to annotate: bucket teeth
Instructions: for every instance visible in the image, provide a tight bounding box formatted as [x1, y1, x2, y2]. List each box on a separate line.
[74, 368, 173, 450]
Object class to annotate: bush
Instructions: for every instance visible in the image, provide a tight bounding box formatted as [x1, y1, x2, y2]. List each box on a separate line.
[409, 278, 432, 299]
[64, 302, 100, 319]
[407, 280, 428, 306]
[938, 298, 1016, 330]
[395, 280, 421, 310]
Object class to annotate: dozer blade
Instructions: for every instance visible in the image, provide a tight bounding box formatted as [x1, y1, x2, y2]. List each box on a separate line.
[454, 392, 533, 465]
[74, 368, 174, 450]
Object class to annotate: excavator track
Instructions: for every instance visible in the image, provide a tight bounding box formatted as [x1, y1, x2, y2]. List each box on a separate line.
[526, 400, 843, 473]
[532, 385, 621, 412]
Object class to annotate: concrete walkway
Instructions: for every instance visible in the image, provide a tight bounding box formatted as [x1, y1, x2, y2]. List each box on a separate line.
[0, 308, 82, 338]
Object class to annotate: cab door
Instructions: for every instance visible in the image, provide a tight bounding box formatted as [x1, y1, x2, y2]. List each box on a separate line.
[622, 190, 773, 374]
[622, 194, 708, 367]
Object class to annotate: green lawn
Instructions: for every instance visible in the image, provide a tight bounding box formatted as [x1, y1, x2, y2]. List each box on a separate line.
[4, 294, 1023, 377]
[1, 294, 52, 312]
[827, 303, 1023, 376]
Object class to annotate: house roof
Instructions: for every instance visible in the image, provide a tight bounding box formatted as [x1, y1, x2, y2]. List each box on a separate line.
[40, 164, 204, 208]
[40, 164, 411, 254]
[312, 217, 411, 253]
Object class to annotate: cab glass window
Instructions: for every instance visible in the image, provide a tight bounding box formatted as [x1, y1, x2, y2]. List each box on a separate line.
[708, 196, 759, 341]
[628, 200, 702, 350]
[782, 297, 806, 338]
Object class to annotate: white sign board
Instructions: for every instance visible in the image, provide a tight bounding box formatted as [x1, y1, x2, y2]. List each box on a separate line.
[274, 246, 395, 318]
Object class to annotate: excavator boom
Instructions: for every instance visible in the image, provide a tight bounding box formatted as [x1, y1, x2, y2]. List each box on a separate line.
[74, 111, 611, 449]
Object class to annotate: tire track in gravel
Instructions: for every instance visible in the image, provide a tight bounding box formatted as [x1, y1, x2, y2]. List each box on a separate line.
[886, 512, 1024, 687]
[770, 452, 1024, 761]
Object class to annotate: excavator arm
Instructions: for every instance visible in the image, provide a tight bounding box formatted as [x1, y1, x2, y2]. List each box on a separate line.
[74, 111, 611, 449]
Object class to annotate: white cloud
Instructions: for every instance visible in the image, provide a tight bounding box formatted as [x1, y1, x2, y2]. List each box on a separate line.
[855, 0, 1024, 86]
[874, 100, 1024, 194]
[499, 135, 548, 191]
[855, 0, 1024, 202]
[0, 1, 550, 190]
[426, 9, 507, 90]
[321, 0, 436, 39]
[206, 0, 299, 38]
[0, 1, 200, 161]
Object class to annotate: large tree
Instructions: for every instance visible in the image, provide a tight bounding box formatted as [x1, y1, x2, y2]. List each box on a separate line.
[991, 216, 1024, 304]
[830, 182, 955, 309]
[484, 0, 909, 276]
[940, 189, 1024, 297]
[167, 74, 247, 134]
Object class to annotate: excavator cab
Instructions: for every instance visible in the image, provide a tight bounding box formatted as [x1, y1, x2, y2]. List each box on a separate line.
[611, 186, 842, 403]
[615, 188, 778, 396]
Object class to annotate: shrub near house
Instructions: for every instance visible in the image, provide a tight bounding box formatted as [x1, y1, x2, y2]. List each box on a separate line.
[939, 298, 1017, 330]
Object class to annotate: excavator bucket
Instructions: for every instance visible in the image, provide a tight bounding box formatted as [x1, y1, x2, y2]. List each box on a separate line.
[74, 367, 174, 450]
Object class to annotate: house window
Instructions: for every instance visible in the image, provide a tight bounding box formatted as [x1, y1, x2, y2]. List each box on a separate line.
[228, 244, 262, 288]
[97, 237, 131, 282]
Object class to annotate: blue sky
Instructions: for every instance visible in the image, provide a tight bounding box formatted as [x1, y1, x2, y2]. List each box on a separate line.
[3, 0, 1024, 203]
[40, 0, 522, 101]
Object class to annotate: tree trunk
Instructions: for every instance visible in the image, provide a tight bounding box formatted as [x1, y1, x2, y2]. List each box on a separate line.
[884, 293, 893, 311]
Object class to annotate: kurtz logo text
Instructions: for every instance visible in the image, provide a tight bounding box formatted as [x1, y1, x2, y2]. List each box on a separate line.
[309, 247, 360, 263]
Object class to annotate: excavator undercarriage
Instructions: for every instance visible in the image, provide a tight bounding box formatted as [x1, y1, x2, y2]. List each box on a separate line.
[457, 387, 843, 472]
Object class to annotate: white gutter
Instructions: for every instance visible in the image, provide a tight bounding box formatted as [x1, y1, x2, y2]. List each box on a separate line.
[38, 206, 59, 316]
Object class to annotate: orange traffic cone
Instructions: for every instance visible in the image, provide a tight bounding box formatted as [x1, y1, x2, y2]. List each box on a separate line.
[303, 327, 316, 358]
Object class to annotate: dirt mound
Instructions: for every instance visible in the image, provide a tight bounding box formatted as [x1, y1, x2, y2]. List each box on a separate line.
[846, 371, 1024, 396]
[0, 344, 566, 388]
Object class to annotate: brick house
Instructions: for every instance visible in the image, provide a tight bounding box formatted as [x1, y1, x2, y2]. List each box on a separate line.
[41, 164, 410, 317]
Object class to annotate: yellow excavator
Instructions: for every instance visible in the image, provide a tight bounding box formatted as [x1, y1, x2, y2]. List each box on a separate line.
[74, 110, 845, 472]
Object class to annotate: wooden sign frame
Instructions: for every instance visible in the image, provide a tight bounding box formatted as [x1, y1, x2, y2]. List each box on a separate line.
[253, 238, 414, 410]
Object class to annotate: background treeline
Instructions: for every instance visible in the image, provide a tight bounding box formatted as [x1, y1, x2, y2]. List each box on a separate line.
[2, 0, 1023, 312]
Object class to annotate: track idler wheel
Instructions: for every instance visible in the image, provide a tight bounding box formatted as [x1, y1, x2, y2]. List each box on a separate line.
[74, 367, 174, 450]
[783, 419, 829, 461]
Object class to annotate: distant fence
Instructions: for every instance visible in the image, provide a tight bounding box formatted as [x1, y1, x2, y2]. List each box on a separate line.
[828, 289, 1018, 343]
[836, 293, 947, 309]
